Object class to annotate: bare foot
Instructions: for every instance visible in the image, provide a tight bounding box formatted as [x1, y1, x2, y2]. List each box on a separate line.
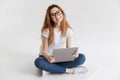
[65, 68, 74, 74]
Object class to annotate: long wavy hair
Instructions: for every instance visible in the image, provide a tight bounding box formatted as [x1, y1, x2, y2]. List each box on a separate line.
[41, 4, 71, 46]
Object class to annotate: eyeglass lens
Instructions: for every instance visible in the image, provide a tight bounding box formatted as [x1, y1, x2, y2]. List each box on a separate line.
[50, 10, 61, 17]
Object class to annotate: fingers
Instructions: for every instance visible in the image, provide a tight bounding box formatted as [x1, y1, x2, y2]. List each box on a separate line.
[72, 52, 79, 58]
[51, 57, 55, 63]
[48, 56, 55, 63]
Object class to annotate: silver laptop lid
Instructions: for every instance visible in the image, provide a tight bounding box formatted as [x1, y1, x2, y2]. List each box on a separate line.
[52, 47, 78, 63]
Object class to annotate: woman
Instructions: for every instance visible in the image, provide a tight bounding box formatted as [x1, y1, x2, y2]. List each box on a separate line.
[34, 4, 87, 75]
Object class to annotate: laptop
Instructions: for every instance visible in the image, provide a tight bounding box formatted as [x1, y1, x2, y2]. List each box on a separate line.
[52, 47, 78, 63]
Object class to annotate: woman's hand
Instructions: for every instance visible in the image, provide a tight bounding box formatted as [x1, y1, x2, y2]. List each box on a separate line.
[72, 51, 79, 58]
[48, 56, 55, 63]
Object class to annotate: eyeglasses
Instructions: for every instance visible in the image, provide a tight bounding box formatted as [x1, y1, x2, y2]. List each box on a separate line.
[50, 10, 62, 18]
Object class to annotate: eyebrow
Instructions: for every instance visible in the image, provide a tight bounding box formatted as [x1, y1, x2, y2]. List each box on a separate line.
[50, 10, 61, 14]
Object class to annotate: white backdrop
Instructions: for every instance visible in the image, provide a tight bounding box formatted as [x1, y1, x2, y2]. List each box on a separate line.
[0, 0, 120, 80]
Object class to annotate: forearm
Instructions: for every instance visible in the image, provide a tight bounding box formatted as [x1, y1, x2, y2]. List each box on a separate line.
[66, 37, 72, 48]
[42, 51, 55, 63]
[42, 51, 49, 60]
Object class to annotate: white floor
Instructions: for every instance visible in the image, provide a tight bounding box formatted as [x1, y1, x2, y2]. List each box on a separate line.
[0, 47, 120, 80]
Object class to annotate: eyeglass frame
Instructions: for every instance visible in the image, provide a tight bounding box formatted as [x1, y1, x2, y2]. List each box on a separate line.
[50, 10, 62, 18]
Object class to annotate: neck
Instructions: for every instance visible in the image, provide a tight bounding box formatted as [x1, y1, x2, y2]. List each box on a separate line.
[55, 22, 61, 28]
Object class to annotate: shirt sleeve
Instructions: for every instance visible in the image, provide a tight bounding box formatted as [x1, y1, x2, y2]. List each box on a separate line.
[66, 28, 73, 38]
[42, 29, 49, 38]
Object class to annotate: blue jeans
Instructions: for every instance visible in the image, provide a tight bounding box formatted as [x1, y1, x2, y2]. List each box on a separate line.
[34, 53, 86, 73]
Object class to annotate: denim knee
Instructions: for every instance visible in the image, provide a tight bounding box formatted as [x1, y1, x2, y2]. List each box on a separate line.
[34, 57, 45, 69]
[77, 53, 86, 65]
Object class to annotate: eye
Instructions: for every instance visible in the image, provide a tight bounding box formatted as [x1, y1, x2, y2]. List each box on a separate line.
[56, 11, 61, 15]
[50, 10, 62, 18]
[51, 13, 55, 17]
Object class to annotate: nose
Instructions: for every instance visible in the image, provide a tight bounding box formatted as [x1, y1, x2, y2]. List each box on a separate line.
[55, 15, 60, 19]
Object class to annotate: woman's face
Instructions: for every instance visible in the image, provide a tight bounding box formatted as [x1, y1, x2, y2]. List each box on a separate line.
[50, 7, 63, 24]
